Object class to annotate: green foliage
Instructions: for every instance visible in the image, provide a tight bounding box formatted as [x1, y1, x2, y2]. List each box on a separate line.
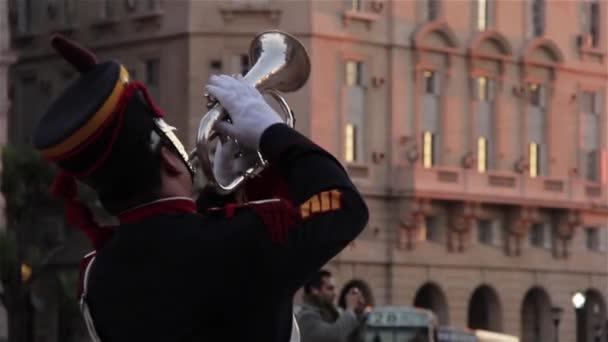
[0, 145, 93, 341]
[1, 145, 57, 219]
[0, 230, 17, 285]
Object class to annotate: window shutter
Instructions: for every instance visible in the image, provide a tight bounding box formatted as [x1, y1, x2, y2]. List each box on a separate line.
[478, 101, 492, 138]
[487, 78, 496, 101]
[359, 62, 368, 88]
[593, 91, 602, 114]
[487, 0, 495, 28]
[583, 113, 598, 149]
[423, 95, 439, 132]
[581, 1, 590, 33]
[346, 86, 365, 162]
[528, 107, 543, 143]
[434, 72, 442, 96]
[538, 85, 548, 108]
[472, 77, 478, 100]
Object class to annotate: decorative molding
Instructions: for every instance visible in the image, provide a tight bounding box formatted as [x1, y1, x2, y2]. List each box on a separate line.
[447, 201, 480, 253]
[505, 206, 539, 256]
[398, 198, 432, 250]
[553, 209, 582, 259]
[219, 4, 282, 25]
[342, 10, 379, 30]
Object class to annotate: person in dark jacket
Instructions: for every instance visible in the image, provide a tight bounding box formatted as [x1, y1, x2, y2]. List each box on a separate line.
[298, 270, 366, 342]
[33, 34, 368, 342]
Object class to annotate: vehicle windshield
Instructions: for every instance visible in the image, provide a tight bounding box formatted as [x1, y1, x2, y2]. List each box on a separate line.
[365, 327, 431, 342]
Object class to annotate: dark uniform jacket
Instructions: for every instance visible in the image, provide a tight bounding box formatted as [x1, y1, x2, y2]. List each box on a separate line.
[85, 124, 369, 342]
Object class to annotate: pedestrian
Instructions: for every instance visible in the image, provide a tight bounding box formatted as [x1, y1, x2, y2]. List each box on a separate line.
[297, 270, 367, 342]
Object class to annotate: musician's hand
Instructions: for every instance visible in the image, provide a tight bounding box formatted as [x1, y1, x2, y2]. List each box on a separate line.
[206, 75, 282, 150]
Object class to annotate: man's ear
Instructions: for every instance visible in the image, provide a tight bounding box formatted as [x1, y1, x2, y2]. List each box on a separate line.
[159, 147, 183, 176]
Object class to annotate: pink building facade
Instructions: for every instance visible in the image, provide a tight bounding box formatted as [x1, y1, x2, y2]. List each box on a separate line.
[6, 1, 607, 341]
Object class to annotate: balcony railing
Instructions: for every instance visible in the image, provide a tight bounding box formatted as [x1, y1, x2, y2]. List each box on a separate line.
[393, 165, 606, 208]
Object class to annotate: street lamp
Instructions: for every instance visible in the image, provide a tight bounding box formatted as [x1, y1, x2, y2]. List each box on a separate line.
[573, 292, 586, 309]
[594, 323, 602, 342]
[551, 306, 564, 342]
[573, 292, 587, 342]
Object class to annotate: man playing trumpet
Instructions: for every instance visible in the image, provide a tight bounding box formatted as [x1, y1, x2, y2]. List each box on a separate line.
[33, 34, 368, 342]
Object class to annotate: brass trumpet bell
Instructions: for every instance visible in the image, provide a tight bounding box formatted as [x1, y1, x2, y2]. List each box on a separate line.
[191, 30, 310, 194]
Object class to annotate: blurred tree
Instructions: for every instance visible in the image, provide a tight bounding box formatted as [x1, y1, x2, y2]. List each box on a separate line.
[0, 145, 90, 342]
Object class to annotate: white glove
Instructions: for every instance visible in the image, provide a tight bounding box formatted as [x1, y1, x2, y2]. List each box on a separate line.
[206, 75, 283, 150]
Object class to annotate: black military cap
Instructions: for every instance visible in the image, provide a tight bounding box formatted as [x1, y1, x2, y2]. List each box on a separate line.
[33, 34, 192, 211]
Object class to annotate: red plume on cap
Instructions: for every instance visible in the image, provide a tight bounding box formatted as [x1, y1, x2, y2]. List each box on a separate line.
[50, 33, 98, 73]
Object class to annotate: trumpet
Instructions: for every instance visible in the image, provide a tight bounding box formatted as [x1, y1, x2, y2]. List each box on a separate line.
[190, 30, 310, 195]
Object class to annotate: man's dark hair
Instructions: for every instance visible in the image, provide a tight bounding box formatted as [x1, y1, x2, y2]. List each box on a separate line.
[92, 92, 181, 214]
[304, 269, 332, 294]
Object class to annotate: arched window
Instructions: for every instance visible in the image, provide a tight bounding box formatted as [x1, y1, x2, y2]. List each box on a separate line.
[521, 287, 553, 342]
[468, 285, 502, 332]
[413, 282, 449, 324]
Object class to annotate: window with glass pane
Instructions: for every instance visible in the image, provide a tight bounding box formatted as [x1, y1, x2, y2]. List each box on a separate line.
[350, 0, 363, 11]
[586, 150, 599, 181]
[581, 91, 601, 181]
[529, 142, 539, 178]
[424, 70, 438, 95]
[581, 91, 595, 113]
[17, 0, 33, 34]
[475, 77, 493, 172]
[100, 0, 114, 19]
[145, 58, 160, 101]
[425, 216, 439, 242]
[477, 76, 495, 102]
[423, 131, 435, 168]
[345, 61, 363, 86]
[345, 124, 357, 162]
[529, 223, 544, 247]
[527, 83, 547, 176]
[229, 55, 249, 76]
[531, 0, 545, 37]
[589, 0, 600, 47]
[477, 77, 487, 101]
[477, 219, 493, 245]
[145, 59, 159, 85]
[477, 0, 490, 31]
[344, 60, 365, 163]
[528, 83, 545, 107]
[428, 0, 440, 21]
[209, 60, 222, 75]
[585, 227, 599, 251]
[477, 137, 487, 172]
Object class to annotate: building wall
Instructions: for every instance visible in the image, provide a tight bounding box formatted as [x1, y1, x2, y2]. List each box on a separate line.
[6, 1, 608, 341]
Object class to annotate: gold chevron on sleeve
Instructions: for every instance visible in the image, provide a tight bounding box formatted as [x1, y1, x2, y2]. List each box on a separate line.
[299, 189, 342, 219]
[310, 195, 321, 213]
[301, 201, 311, 218]
[320, 191, 331, 211]
[330, 189, 341, 209]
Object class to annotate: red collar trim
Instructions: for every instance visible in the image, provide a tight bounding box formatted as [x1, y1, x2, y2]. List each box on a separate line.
[119, 197, 196, 224]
